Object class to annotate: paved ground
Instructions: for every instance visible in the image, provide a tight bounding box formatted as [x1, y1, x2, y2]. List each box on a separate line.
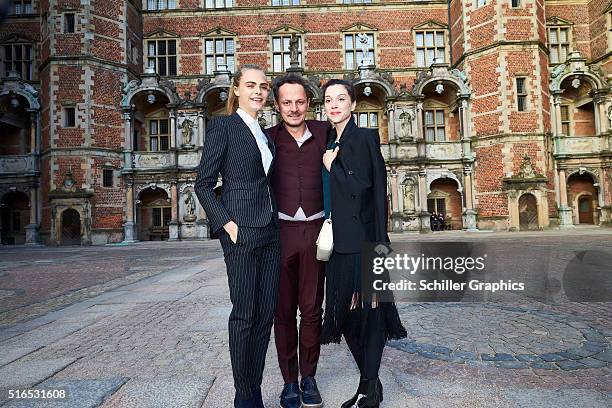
[0, 229, 611, 407]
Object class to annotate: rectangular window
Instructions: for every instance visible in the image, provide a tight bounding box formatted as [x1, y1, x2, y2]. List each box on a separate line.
[11, 0, 33, 15]
[415, 30, 446, 67]
[272, 0, 300, 5]
[102, 169, 114, 188]
[560, 105, 570, 136]
[511, 0, 520, 7]
[423, 109, 446, 142]
[64, 107, 76, 127]
[64, 13, 75, 34]
[427, 198, 446, 215]
[152, 207, 172, 227]
[516, 77, 527, 111]
[344, 33, 374, 70]
[272, 35, 302, 72]
[352, 111, 379, 129]
[146, 0, 177, 10]
[548, 27, 570, 64]
[2, 44, 33, 80]
[204, 37, 235, 74]
[205, 0, 234, 8]
[147, 39, 177, 76]
[148, 119, 170, 152]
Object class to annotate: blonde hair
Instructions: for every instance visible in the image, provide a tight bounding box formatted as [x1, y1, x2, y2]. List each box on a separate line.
[226, 64, 266, 115]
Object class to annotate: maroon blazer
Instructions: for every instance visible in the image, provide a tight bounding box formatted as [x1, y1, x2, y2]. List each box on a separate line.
[266, 120, 331, 217]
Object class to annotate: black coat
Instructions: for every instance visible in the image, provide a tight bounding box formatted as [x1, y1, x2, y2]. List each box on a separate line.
[195, 113, 277, 234]
[329, 119, 389, 253]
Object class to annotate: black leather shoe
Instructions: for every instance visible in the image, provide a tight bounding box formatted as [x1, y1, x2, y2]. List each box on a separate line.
[356, 378, 381, 408]
[280, 382, 301, 408]
[341, 378, 383, 408]
[300, 376, 322, 407]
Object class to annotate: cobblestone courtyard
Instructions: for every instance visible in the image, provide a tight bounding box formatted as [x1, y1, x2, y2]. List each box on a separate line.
[0, 229, 611, 407]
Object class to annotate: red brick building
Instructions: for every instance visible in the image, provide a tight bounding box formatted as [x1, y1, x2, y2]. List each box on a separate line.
[0, 0, 610, 245]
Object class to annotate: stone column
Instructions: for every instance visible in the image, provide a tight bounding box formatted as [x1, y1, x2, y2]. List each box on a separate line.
[389, 168, 403, 232]
[123, 110, 134, 170]
[169, 181, 179, 241]
[122, 180, 137, 242]
[169, 110, 177, 149]
[386, 102, 396, 141]
[593, 94, 603, 136]
[25, 186, 41, 245]
[198, 110, 205, 147]
[462, 165, 478, 231]
[415, 99, 424, 140]
[28, 111, 37, 154]
[558, 169, 574, 228]
[418, 169, 430, 233]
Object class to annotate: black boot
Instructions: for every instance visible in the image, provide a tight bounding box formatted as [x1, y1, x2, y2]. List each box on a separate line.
[356, 378, 381, 408]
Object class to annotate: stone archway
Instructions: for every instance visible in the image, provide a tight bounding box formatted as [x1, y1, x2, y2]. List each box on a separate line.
[567, 172, 599, 225]
[428, 178, 463, 230]
[518, 193, 538, 230]
[60, 208, 82, 245]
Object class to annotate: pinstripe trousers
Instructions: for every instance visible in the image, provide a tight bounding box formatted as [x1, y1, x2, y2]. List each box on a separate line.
[219, 221, 281, 400]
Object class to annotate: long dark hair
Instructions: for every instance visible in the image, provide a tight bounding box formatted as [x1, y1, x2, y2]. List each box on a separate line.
[226, 64, 265, 115]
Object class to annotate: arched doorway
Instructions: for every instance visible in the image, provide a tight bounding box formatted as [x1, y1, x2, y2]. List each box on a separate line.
[518, 193, 538, 230]
[577, 195, 594, 224]
[428, 178, 463, 230]
[1, 191, 29, 245]
[61, 209, 82, 245]
[138, 187, 171, 241]
[567, 172, 598, 225]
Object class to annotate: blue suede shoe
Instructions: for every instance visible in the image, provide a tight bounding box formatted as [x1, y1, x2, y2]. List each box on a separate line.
[300, 376, 323, 408]
[280, 382, 301, 408]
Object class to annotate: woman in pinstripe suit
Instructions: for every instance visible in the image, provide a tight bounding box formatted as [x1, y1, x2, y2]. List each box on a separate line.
[195, 65, 280, 408]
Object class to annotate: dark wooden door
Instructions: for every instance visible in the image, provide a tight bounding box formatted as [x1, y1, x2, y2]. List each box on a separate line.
[578, 196, 593, 224]
[519, 194, 538, 230]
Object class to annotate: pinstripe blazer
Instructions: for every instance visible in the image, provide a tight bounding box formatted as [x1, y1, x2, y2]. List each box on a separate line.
[195, 112, 277, 234]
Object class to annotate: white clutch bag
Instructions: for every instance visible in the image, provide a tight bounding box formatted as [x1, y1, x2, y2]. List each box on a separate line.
[316, 217, 333, 261]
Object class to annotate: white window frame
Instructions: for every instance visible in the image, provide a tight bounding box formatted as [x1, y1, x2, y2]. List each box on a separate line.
[1, 43, 34, 80]
[415, 30, 447, 67]
[547, 25, 572, 65]
[516, 77, 528, 112]
[204, 0, 234, 8]
[271, 35, 302, 73]
[145, 0, 178, 10]
[146, 38, 178, 76]
[204, 37, 236, 74]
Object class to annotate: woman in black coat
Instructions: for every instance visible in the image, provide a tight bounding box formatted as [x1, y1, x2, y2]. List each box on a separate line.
[321, 79, 406, 408]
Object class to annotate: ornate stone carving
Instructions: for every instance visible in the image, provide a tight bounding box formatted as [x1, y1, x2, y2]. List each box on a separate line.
[519, 155, 536, 179]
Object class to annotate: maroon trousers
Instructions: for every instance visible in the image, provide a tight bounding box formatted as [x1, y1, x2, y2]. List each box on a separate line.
[274, 218, 326, 384]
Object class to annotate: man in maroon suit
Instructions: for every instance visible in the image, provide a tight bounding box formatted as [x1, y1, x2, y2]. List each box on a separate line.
[267, 75, 330, 408]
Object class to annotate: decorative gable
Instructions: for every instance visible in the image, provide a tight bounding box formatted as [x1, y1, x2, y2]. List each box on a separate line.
[546, 17, 573, 26]
[268, 25, 306, 35]
[341, 23, 378, 33]
[201, 27, 237, 37]
[413, 20, 448, 30]
[144, 29, 180, 39]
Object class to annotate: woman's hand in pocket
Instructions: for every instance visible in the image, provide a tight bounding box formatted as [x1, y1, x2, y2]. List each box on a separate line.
[223, 221, 239, 244]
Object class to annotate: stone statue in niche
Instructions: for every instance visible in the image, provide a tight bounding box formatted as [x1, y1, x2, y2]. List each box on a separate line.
[399, 111, 413, 139]
[183, 191, 197, 222]
[403, 180, 415, 212]
[181, 118, 195, 147]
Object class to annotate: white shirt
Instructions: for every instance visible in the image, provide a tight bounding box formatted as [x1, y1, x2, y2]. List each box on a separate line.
[278, 126, 326, 222]
[236, 108, 273, 175]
